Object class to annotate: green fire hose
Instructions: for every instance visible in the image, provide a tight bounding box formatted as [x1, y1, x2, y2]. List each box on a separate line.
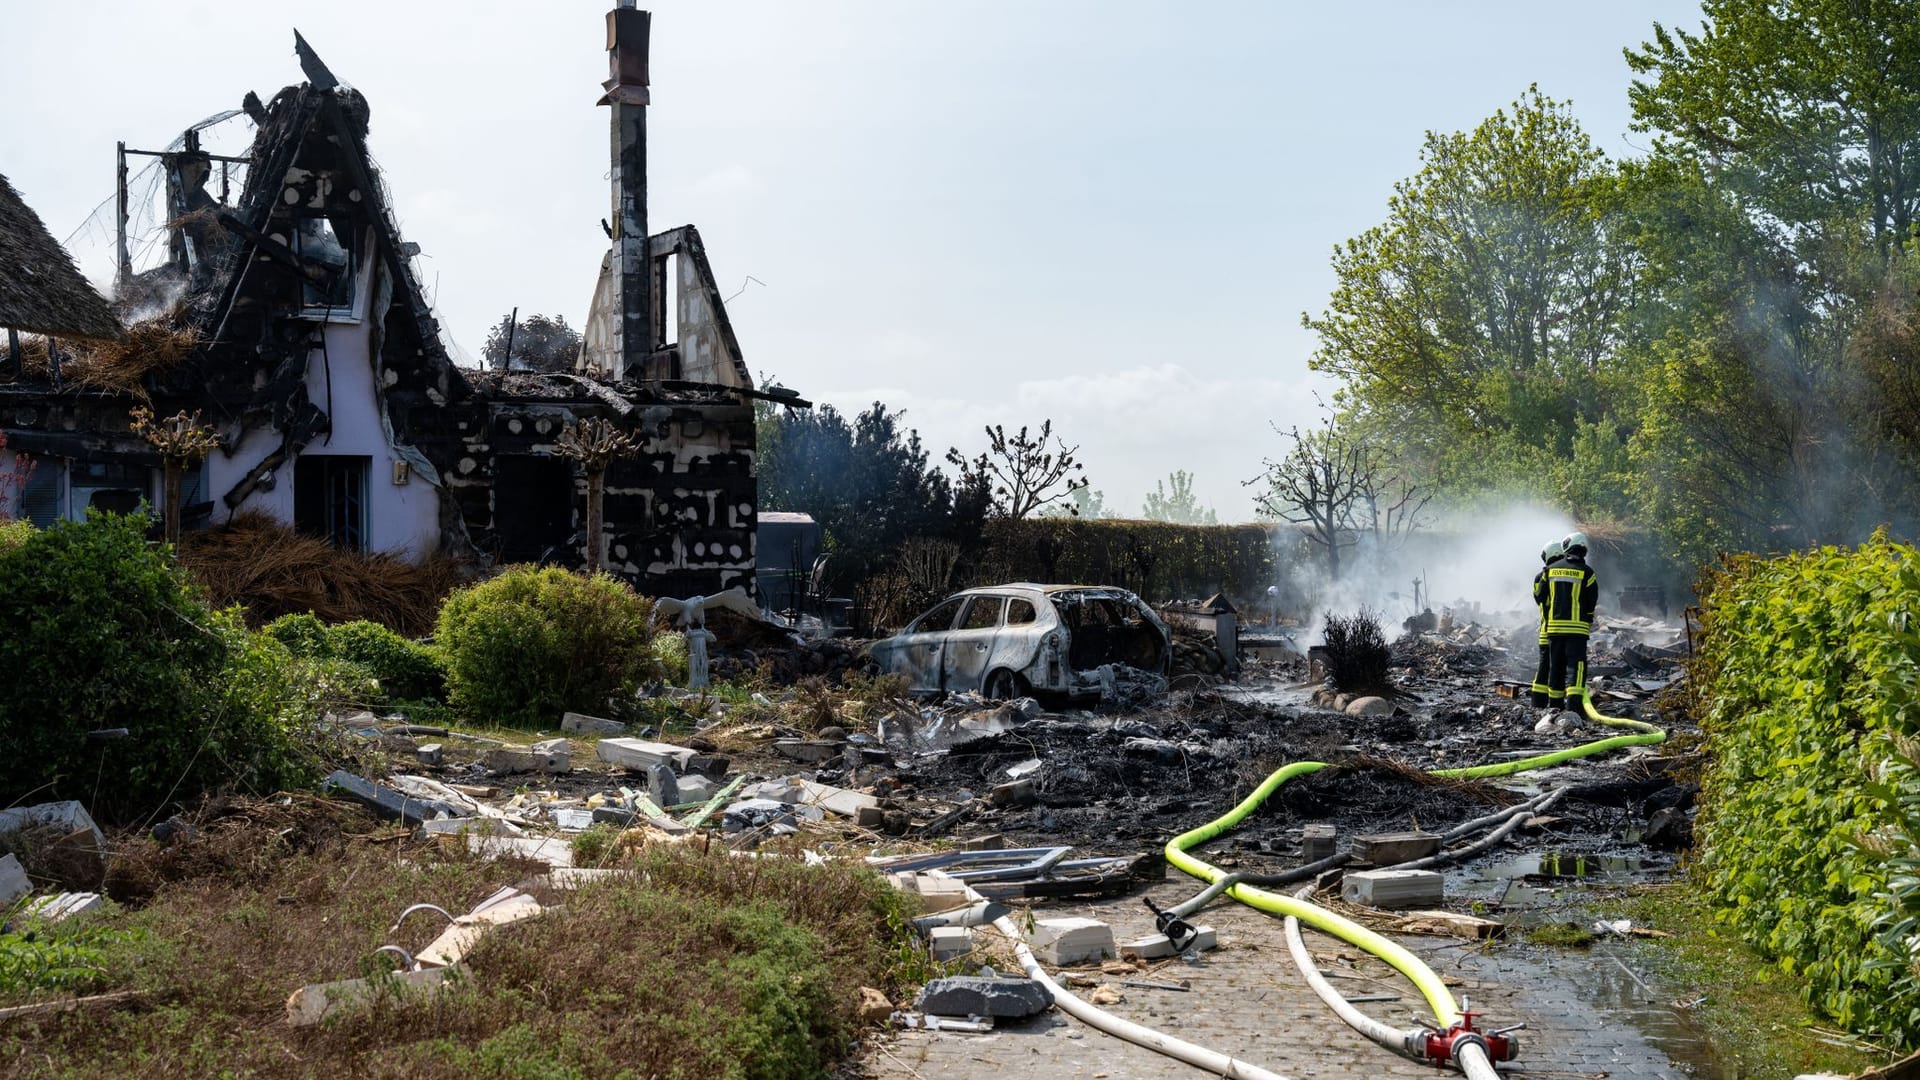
[1164, 692, 1666, 1032]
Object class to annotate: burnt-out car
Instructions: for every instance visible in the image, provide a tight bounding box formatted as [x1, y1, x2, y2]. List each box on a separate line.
[863, 584, 1171, 701]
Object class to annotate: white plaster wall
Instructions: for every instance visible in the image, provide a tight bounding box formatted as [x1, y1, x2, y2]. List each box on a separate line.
[203, 254, 441, 559]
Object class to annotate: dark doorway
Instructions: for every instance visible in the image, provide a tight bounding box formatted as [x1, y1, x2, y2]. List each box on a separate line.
[494, 455, 574, 564]
[294, 455, 369, 551]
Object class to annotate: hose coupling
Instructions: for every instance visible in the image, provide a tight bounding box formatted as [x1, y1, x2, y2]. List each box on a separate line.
[1141, 896, 1199, 952]
[1413, 1008, 1519, 1065]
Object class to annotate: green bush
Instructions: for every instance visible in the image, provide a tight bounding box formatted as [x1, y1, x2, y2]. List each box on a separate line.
[0, 513, 314, 821]
[435, 566, 658, 727]
[1693, 535, 1920, 1046]
[265, 614, 447, 702]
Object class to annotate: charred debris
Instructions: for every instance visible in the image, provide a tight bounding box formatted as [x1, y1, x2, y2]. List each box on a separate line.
[0, 21, 802, 598]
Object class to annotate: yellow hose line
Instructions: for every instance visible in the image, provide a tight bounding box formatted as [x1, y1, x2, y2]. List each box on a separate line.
[1165, 690, 1668, 1029]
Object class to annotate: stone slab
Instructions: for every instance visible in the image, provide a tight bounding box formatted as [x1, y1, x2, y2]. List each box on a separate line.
[561, 712, 627, 735]
[914, 976, 1052, 1019]
[1119, 925, 1218, 960]
[596, 737, 695, 772]
[928, 926, 972, 961]
[1351, 831, 1442, 866]
[286, 965, 466, 1027]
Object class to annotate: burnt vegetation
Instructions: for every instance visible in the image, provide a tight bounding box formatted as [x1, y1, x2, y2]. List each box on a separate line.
[1320, 609, 1393, 696]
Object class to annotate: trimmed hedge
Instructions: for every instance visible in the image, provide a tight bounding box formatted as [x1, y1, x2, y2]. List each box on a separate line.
[971, 518, 1287, 606]
[1693, 535, 1920, 1045]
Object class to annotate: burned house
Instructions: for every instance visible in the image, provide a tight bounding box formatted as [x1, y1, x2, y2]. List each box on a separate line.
[0, 15, 792, 599]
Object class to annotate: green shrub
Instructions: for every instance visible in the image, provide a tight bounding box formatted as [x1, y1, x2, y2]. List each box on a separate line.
[435, 566, 658, 727]
[264, 613, 447, 702]
[1693, 535, 1920, 1046]
[0, 512, 314, 821]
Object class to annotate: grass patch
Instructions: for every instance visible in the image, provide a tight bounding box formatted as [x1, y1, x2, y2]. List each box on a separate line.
[1601, 885, 1898, 1079]
[1, 800, 922, 1079]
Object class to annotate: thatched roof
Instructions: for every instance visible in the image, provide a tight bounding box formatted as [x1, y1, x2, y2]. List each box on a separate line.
[0, 172, 121, 341]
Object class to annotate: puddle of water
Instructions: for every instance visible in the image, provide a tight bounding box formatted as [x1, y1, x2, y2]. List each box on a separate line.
[1481, 850, 1647, 881]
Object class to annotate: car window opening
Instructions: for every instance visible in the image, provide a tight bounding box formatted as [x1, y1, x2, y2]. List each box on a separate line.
[1057, 593, 1167, 672]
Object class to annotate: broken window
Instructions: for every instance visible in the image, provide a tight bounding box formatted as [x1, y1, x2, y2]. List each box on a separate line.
[1007, 599, 1037, 625]
[959, 597, 1004, 631]
[493, 455, 574, 564]
[1055, 592, 1167, 672]
[908, 597, 966, 635]
[69, 461, 152, 518]
[291, 215, 358, 313]
[19, 458, 63, 527]
[294, 455, 369, 551]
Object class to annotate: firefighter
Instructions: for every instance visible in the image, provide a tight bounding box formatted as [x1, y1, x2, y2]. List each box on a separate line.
[1529, 538, 1564, 709]
[1542, 531, 1598, 722]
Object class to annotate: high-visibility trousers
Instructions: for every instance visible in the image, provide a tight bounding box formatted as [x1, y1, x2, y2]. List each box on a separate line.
[1547, 633, 1588, 708]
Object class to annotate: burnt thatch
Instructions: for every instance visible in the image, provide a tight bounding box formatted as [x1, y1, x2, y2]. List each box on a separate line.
[0, 172, 121, 341]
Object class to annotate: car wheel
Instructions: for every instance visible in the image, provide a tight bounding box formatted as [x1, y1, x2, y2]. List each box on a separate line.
[984, 669, 1028, 701]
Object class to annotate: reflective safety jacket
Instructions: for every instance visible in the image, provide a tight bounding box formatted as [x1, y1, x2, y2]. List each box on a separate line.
[1538, 554, 1597, 636]
[1532, 566, 1550, 646]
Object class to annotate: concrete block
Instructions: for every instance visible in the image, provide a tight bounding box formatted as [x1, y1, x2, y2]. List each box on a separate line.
[1352, 831, 1442, 866]
[415, 742, 444, 767]
[1028, 916, 1116, 966]
[0, 801, 107, 857]
[686, 753, 730, 779]
[855, 805, 886, 829]
[20, 892, 104, 923]
[991, 778, 1038, 807]
[1341, 868, 1444, 909]
[1301, 823, 1337, 861]
[596, 737, 695, 772]
[914, 976, 1052, 1019]
[591, 806, 639, 827]
[561, 712, 626, 735]
[928, 925, 972, 961]
[1120, 925, 1218, 960]
[530, 738, 572, 774]
[962, 833, 1005, 851]
[481, 747, 540, 774]
[675, 774, 716, 805]
[643, 762, 680, 807]
[0, 854, 27, 905]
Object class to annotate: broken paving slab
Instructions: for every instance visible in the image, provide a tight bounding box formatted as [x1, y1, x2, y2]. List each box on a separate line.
[1120, 926, 1218, 960]
[561, 711, 627, 735]
[596, 737, 696, 772]
[772, 739, 840, 763]
[1027, 916, 1116, 966]
[928, 926, 972, 961]
[19, 892, 105, 923]
[325, 770, 467, 825]
[1351, 831, 1442, 865]
[914, 976, 1052, 1019]
[416, 888, 544, 968]
[465, 834, 574, 868]
[482, 740, 571, 775]
[286, 964, 468, 1027]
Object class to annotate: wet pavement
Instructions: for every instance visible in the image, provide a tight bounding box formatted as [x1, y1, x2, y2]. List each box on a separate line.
[861, 877, 1700, 1079]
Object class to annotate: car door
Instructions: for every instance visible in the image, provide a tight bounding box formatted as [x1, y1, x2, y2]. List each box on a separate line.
[880, 596, 967, 693]
[942, 595, 1006, 693]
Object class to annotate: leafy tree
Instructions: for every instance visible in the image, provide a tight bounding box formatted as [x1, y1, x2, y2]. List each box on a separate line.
[1304, 87, 1640, 487]
[1620, 5, 1920, 557]
[757, 400, 984, 592]
[1141, 470, 1218, 525]
[483, 312, 584, 373]
[1040, 486, 1111, 520]
[946, 420, 1089, 519]
[1250, 416, 1429, 580]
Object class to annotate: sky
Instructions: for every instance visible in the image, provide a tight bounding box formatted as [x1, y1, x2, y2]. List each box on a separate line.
[2, 0, 1704, 522]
